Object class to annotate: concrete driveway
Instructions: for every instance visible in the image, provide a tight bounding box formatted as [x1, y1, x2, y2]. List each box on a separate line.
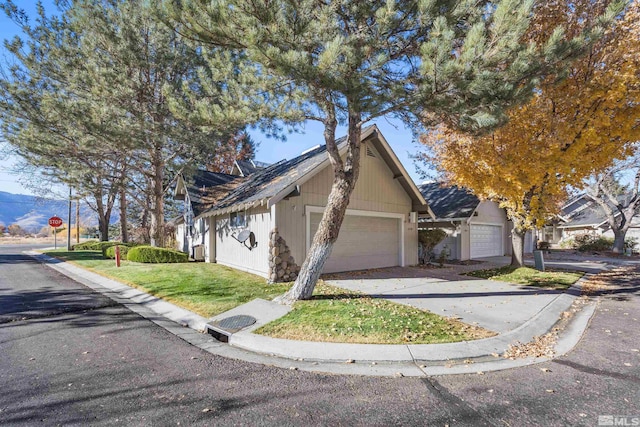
[323, 259, 594, 334]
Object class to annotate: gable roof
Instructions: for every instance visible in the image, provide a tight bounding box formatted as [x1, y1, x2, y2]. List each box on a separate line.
[418, 182, 480, 220]
[558, 192, 640, 229]
[198, 125, 430, 218]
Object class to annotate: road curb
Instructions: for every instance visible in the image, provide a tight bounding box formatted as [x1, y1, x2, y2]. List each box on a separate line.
[27, 251, 599, 377]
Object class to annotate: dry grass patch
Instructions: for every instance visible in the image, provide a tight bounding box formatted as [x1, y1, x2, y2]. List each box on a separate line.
[255, 284, 495, 344]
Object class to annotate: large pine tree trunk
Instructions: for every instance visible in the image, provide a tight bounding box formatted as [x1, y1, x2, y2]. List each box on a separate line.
[98, 216, 110, 242]
[119, 188, 129, 243]
[612, 228, 626, 254]
[149, 146, 165, 247]
[277, 115, 361, 304]
[511, 227, 525, 267]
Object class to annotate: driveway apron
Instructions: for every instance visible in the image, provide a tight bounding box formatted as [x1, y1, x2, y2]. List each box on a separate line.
[325, 265, 568, 334]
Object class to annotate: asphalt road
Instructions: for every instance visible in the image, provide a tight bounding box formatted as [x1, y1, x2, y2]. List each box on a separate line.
[0, 245, 638, 426]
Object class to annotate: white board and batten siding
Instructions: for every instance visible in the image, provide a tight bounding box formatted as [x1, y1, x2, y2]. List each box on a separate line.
[276, 141, 418, 273]
[214, 205, 273, 278]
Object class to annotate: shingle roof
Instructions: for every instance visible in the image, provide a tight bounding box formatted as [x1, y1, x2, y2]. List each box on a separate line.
[196, 124, 428, 217]
[204, 141, 337, 213]
[558, 203, 606, 228]
[183, 170, 243, 217]
[418, 182, 480, 219]
[559, 193, 640, 228]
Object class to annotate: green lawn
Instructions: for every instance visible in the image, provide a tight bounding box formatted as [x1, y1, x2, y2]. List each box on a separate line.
[255, 284, 495, 344]
[466, 266, 583, 290]
[45, 250, 289, 317]
[46, 250, 495, 344]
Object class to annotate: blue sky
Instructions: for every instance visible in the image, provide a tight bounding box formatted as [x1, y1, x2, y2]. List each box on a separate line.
[0, 1, 428, 196]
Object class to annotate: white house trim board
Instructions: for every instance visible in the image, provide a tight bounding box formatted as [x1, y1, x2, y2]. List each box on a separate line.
[373, 128, 430, 211]
[304, 205, 406, 268]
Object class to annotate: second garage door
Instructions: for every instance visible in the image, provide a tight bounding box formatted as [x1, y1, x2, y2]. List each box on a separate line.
[309, 213, 400, 273]
[470, 224, 503, 258]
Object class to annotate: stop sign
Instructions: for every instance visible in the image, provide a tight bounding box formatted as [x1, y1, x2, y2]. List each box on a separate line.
[48, 216, 63, 228]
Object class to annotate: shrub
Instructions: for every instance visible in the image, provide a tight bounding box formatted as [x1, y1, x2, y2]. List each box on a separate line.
[126, 246, 188, 263]
[537, 241, 551, 250]
[418, 229, 448, 264]
[571, 234, 613, 252]
[104, 244, 136, 260]
[71, 240, 99, 251]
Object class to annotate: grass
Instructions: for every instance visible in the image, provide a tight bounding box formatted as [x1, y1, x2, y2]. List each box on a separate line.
[466, 266, 583, 290]
[44, 250, 289, 317]
[45, 250, 496, 344]
[255, 284, 495, 344]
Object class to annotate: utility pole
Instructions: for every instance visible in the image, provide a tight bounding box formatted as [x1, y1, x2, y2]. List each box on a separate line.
[76, 198, 80, 244]
[67, 186, 72, 251]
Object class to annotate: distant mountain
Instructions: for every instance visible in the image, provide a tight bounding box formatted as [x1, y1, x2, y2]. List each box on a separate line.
[0, 191, 110, 232]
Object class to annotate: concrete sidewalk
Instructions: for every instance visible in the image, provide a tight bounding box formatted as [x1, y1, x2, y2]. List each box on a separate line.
[27, 251, 600, 377]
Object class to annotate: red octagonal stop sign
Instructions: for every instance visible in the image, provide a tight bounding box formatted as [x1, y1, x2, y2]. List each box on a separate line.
[48, 216, 63, 228]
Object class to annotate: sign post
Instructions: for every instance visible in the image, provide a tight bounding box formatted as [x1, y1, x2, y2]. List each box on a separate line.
[48, 216, 63, 250]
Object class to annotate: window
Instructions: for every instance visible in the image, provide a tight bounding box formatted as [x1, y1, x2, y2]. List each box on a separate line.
[230, 211, 247, 228]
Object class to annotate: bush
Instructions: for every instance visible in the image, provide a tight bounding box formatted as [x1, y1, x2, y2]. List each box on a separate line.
[71, 240, 99, 251]
[104, 244, 136, 260]
[126, 246, 188, 263]
[418, 229, 448, 264]
[537, 241, 550, 250]
[571, 234, 613, 252]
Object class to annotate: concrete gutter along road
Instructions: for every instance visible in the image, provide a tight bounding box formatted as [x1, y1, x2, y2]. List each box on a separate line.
[0, 245, 638, 426]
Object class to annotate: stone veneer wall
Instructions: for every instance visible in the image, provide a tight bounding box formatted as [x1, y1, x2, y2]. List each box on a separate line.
[268, 228, 301, 283]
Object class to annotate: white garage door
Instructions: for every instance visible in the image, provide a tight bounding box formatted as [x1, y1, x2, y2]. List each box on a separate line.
[310, 213, 400, 273]
[470, 224, 502, 258]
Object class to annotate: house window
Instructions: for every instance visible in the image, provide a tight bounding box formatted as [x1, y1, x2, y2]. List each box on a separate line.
[230, 211, 247, 228]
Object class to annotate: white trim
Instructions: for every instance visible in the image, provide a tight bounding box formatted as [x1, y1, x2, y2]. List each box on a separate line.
[373, 128, 430, 210]
[305, 205, 406, 268]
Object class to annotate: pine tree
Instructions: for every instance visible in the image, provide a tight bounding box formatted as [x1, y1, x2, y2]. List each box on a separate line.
[165, 0, 622, 302]
[0, 1, 127, 241]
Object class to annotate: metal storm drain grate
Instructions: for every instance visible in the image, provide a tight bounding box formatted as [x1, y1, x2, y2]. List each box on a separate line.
[214, 315, 257, 333]
[205, 315, 257, 343]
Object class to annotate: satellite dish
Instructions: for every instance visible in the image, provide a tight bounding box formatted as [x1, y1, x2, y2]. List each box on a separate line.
[233, 230, 258, 250]
[236, 229, 251, 243]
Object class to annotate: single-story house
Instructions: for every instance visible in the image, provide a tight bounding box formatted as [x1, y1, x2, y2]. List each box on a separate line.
[173, 125, 431, 281]
[556, 193, 640, 242]
[417, 183, 535, 260]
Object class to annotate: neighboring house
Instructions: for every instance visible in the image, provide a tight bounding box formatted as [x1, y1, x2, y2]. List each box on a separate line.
[173, 125, 430, 281]
[418, 183, 533, 260]
[557, 193, 640, 242]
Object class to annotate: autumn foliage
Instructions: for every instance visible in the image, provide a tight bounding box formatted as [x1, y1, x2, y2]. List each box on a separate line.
[420, 0, 640, 265]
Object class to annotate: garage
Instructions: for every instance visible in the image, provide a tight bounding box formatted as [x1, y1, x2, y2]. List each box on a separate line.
[470, 224, 503, 258]
[309, 212, 401, 273]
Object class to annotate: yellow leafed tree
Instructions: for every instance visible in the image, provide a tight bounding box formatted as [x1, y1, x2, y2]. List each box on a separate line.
[420, 0, 640, 266]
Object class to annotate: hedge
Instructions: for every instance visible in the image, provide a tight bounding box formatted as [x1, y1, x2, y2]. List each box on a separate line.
[104, 244, 135, 260]
[126, 246, 188, 263]
[71, 240, 99, 251]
